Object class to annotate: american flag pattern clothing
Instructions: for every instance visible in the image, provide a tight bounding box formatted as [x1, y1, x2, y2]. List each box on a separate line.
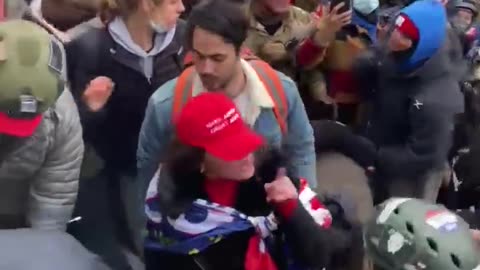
[144, 178, 332, 270]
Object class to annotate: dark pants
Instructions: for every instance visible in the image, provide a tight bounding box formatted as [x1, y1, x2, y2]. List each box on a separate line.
[67, 169, 134, 270]
[335, 104, 360, 127]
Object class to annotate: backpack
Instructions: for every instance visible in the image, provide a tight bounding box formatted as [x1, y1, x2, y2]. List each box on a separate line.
[172, 51, 289, 134]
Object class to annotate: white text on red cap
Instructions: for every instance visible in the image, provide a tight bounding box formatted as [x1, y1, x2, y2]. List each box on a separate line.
[396, 15, 405, 27]
[206, 108, 240, 134]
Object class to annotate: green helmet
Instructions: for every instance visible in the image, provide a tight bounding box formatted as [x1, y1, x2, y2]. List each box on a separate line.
[0, 20, 65, 137]
[365, 198, 480, 270]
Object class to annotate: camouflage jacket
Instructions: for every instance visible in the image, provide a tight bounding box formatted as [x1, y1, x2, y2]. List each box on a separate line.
[244, 6, 314, 79]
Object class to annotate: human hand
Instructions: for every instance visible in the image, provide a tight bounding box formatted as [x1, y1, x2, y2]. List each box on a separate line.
[310, 80, 334, 104]
[310, 3, 352, 46]
[82, 76, 114, 112]
[265, 168, 298, 204]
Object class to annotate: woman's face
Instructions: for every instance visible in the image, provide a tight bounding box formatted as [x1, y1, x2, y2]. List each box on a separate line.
[203, 153, 256, 181]
[145, 0, 185, 31]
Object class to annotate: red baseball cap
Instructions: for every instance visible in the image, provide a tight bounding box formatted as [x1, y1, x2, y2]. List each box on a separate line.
[0, 112, 43, 137]
[395, 14, 419, 41]
[175, 92, 264, 161]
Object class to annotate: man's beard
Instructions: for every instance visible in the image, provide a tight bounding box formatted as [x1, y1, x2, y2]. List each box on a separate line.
[453, 21, 470, 33]
[200, 75, 227, 92]
[201, 69, 242, 97]
[200, 75, 220, 91]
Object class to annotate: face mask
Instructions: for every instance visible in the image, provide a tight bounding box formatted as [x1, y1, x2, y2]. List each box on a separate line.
[390, 49, 411, 62]
[150, 21, 168, 33]
[353, 0, 379, 15]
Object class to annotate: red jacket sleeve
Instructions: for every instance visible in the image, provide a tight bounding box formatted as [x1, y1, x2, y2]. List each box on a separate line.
[296, 38, 327, 68]
[275, 199, 298, 219]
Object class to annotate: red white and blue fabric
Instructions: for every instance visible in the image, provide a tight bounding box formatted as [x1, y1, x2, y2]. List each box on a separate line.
[144, 179, 332, 270]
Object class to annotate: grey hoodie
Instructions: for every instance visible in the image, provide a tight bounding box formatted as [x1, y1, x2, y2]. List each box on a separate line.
[108, 17, 176, 81]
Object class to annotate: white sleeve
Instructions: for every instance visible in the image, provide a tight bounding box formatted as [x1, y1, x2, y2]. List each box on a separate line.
[29, 0, 43, 17]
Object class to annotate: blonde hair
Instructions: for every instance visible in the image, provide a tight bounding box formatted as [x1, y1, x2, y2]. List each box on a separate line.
[99, 0, 162, 23]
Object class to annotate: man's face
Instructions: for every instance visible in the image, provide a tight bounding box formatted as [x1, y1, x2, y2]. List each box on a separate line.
[262, 0, 290, 15]
[387, 28, 413, 52]
[191, 27, 239, 91]
[452, 9, 474, 31]
[388, 15, 414, 52]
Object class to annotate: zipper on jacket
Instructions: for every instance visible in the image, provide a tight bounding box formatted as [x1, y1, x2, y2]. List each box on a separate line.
[193, 256, 209, 270]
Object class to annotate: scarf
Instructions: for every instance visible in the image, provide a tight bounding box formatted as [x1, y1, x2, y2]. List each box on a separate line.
[145, 179, 332, 270]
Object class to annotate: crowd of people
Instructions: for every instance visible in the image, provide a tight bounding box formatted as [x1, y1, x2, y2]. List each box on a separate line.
[1, 0, 480, 269]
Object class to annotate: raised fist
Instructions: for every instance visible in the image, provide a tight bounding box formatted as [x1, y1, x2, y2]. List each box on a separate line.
[82, 76, 114, 112]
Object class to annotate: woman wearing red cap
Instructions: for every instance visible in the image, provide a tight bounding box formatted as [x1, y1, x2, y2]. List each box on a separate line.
[143, 92, 361, 270]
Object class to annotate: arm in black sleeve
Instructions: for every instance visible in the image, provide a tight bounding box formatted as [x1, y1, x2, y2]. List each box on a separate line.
[352, 48, 381, 99]
[311, 120, 377, 168]
[256, 151, 362, 268]
[273, 177, 359, 269]
[66, 30, 109, 128]
[278, 197, 357, 269]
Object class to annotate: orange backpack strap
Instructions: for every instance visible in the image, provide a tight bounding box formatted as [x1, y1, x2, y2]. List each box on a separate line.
[172, 66, 196, 120]
[243, 54, 260, 62]
[248, 60, 288, 134]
